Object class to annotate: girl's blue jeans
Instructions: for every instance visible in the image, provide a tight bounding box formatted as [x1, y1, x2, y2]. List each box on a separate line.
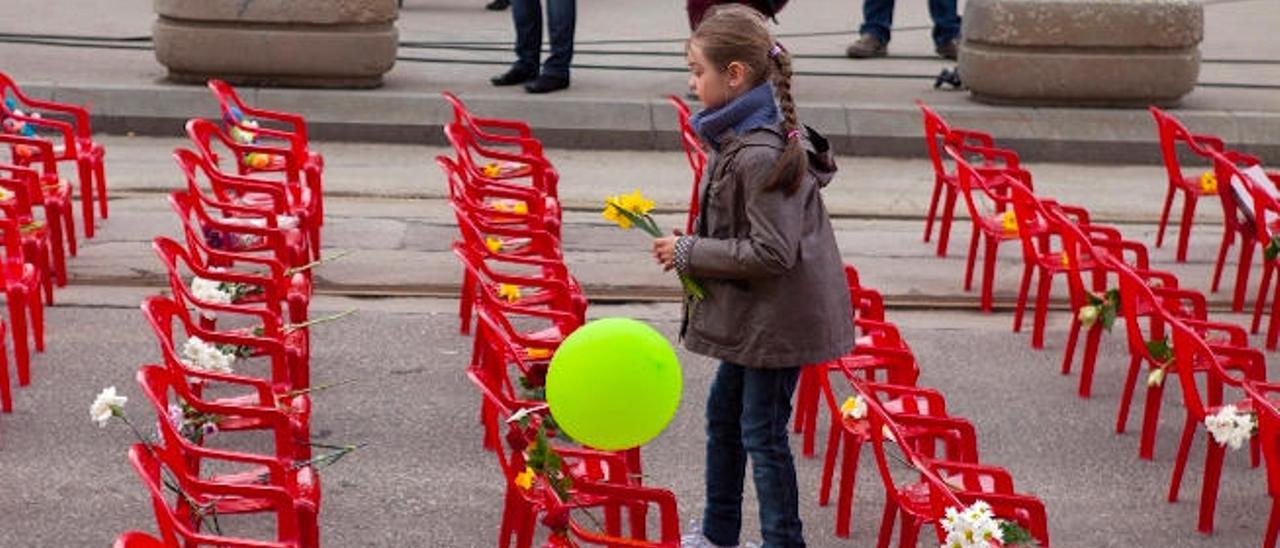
[702, 361, 805, 548]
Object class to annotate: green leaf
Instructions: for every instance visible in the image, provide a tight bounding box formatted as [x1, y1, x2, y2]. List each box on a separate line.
[1145, 337, 1173, 362]
[1000, 520, 1040, 547]
[1100, 303, 1117, 332]
[1267, 236, 1280, 261]
[605, 201, 662, 237]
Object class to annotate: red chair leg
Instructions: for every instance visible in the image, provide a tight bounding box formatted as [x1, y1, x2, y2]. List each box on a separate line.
[1197, 439, 1227, 533]
[792, 367, 813, 434]
[1012, 262, 1034, 333]
[77, 158, 95, 239]
[60, 201, 77, 256]
[1031, 268, 1052, 349]
[1168, 416, 1198, 502]
[459, 271, 475, 335]
[898, 513, 921, 548]
[6, 291, 29, 386]
[1155, 185, 1176, 249]
[834, 432, 861, 538]
[1254, 260, 1274, 334]
[923, 179, 943, 243]
[1077, 324, 1103, 398]
[1139, 380, 1167, 461]
[963, 223, 980, 292]
[1115, 354, 1143, 433]
[980, 238, 998, 313]
[819, 414, 842, 506]
[876, 497, 898, 548]
[1233, 238, 1255, 313]
[1061, 317, 1081, 375]
[0, 322, 9, 412]
[936, 186, 958, 257]
[1268, 278, 1280, 351]
[31, 288, 45, 353]
[1175, 193, 1197, 262]
[1211, 229, 1234, 293]
[94, 152, 109, 219]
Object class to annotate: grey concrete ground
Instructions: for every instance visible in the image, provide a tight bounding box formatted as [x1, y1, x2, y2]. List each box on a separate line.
[0, 133, 1274, 547]
[1, 0, 1277, 160]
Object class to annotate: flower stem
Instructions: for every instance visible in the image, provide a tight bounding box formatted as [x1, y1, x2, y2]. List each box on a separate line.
[284, 309, 355, 333]
[278, 378, 358, 400]
[285, 249, 353, 276]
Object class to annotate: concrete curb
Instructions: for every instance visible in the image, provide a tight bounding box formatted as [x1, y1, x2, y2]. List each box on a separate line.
[27, 82, 1280, 164]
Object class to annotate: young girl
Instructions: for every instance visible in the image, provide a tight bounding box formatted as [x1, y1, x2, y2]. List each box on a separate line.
[652, 5, 855, 548]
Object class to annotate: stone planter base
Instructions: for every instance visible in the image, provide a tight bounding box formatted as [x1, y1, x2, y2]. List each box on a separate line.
[152, 0, 398, 88]
[959, 0, 1202, 107]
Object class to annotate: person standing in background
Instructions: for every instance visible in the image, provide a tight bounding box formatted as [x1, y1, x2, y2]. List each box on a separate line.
[686, 0, 788, 30]
[845, 0, 960, 59]
[490, 0, 576, 93]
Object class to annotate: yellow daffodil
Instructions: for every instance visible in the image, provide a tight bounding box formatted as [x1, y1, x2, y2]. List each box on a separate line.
[514, 466, 535, 490]
[1000, 210, 1018, 234]
[498, 283, 522, 303]
[602, 190, 656, 230]
[492, 200, 529, 215]
[244, 152, 272, 169]
[485, 236, 504, 253]
[602, 196, 633, 229]
[1200, 170, 1218, 194]
[618, 190, 656, 216]
[840, 396, 867, 420]
[1061, 252, 1071, 269]
[0, 188, 13, 201]
[526, 348, 551, 360]
[482, 162, 503, 178]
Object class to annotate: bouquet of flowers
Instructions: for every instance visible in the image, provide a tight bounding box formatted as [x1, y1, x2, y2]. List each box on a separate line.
[941, 501, 1038, 547]
[603, 190, 706, 300]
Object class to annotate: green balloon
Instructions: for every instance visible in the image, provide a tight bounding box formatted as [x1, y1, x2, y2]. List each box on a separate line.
[546, 317, 682, 451]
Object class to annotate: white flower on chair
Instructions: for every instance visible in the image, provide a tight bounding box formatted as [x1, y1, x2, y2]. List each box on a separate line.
[1205, 404, 1257, 451]
[181, 336, 236, 374]
[90, 386, 128, 427]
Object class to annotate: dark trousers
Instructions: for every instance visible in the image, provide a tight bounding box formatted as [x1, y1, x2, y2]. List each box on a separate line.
[510, 0, 575, 78]
[858, 0, 961, 47]
[703, 361, 805, 548]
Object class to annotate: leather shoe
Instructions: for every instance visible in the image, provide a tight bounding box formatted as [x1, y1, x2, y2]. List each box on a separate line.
[485, 0, 510, 10]
[491, 67, 537, 87]
[524, 74, 570, 94]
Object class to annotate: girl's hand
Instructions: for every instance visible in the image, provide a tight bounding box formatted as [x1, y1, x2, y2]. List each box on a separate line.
[652, 229, 683, 272]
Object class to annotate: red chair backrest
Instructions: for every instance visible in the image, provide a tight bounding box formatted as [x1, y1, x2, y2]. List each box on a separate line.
[128, 442, 298, 548]
[1149, 106, 1223, 187]
[1245, 381, 1280, 498]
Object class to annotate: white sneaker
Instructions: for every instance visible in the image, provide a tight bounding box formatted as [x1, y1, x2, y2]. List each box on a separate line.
[679, 533, 735, 548]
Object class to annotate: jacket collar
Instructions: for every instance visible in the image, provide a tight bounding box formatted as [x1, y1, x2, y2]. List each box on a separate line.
[689, 82, 779, 152]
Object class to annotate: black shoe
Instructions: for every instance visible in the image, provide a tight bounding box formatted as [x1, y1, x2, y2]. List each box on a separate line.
[485, 0, 509, 10]
[491, 67, 538, 87]
[524, 74, 570, 94]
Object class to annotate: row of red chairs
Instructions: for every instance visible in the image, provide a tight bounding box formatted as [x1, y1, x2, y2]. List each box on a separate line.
[441, 92, 683, 547]
[668, 96, 1050, 546]
[114, 81, 329, 547]
[0, 72, 117, 420]
[919, 103, 1280, 545]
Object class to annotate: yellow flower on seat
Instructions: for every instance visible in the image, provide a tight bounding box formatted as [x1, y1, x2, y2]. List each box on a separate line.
[482, 162, 503, 178]
[1060, 252, 1071, 269]
[492, 200, 529, 215]
[514, 466, 535, 490]
[840, 396, 866, 420]
[498, 283, 522, 303]
[526, 348, 551, 360]
[1000, 210, 1018, 234]
[485, 236, 504, 253]
[1199, 170, 1218, 194]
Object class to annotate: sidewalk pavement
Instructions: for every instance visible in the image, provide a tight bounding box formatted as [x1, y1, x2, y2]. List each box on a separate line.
[1, 0, 1277, 162]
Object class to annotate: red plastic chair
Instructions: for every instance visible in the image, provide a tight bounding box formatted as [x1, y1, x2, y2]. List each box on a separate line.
[127, 443, 306, 548]
[0, 72, 107, 238]
[208, 79, 324, 177]
[1110, 257, 1247, 461]
[185, 119, 321, 261]
[0, 172, 56, 301]
[136, 364, 317, 526]
[1005, 180, 1093, 349]
[141, 295, 309, 427]
[920, 468, 1051, 548]
[667, 95, 707, 234]
[1167, 318, 1266, 534]
[0, 135, 77, 265]
[444, 121, 560, 202]
[1230, 160, 1280, 347]
[148, 244, 310, 393]
[1203, 149, 1265, 313]
[945, 145, 1042, 312]
[917, 101, 1023, 258]
[168, 189, 311, 278]
[112, 531, 165, 548]
[467, 365, 639, 548]
[1150, 106, 1227, 263]
[0, 216, 44, 387]
[1244, 380, 1280, 548]
[543, 477, 682, 547]
[442, 91, 548, 158]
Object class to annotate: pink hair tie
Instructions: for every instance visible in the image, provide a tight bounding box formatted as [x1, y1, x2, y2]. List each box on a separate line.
[787, 129, 802, 140]
[769, 44, 784, 58]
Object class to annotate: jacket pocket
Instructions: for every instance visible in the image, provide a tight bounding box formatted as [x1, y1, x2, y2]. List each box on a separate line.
[690, 280, 751, 346]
